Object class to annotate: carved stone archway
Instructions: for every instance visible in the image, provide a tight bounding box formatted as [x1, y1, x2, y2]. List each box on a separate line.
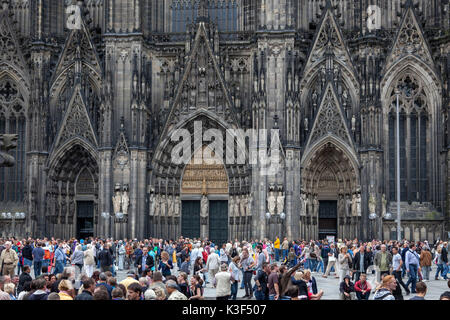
[46, 142, 99, 239]
[301, 141, 360, 240]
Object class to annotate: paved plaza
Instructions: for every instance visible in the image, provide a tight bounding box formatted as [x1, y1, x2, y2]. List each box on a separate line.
[110, 265, 449, 300]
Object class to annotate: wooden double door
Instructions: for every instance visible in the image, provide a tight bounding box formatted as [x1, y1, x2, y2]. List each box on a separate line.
[181, 200, 228, 244]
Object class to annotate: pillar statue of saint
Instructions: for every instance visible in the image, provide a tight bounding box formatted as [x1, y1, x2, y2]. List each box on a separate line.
[153, 194, 161, 216]
[351, 194, 357, 216]
[112, 189, 122, 214]
[121, 186, 129, 215]
[267, 191, 276, 215]
[160, 194, 167, 216]
[229, 196, 235, 216]
[200, 195, 208, 217]
[174, 196, 181, 216]
[313, 195, 319, 217]
[276, 191, 285, 215]
[240, 195, 247, 216]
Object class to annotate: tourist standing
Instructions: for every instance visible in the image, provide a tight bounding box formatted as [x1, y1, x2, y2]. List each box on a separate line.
[392, 246, 410, 295]
[98, 244, 113, 273]
[254, 262, 270, 300]
[405, 243, 420, 294]
[71, 244, 84, 279]
[274, 237, 280, 261]
[228, 256, 241, 300]
[374, 244, 392, 281]
[420, 246, 432, 281]
[240, 248, 255, 299]
[215, 264, 231, 300]
[352, 245, 369, 282]
[0, 241, 18, 277]
[206, 248, 220, 286]
[83, 244, 95, 278]
[337, 246, 351, 283]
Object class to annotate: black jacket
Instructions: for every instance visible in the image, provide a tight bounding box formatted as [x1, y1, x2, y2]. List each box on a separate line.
[135, 254, 154, 274]
[27, 292, 48, 300]
[352, 252, 371, 272]
[98, 249, 113, 267]
[75, 290, 94, 300]
[339, 280, 355, 294]
[18, 272, 32, 293]
[442, 247, 448, 263]
[21, 245, 33, 261]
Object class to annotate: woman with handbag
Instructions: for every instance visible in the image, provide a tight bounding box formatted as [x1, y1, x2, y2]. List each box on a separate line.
[338, 246, 351, 283]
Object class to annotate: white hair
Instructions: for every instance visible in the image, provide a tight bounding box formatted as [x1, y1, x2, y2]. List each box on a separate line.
[144, 289, 156, 300]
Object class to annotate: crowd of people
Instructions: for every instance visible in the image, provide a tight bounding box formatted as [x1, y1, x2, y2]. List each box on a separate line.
[0, 236, 449, 300]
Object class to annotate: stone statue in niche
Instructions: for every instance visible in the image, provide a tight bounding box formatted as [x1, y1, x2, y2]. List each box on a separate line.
[149, 192, 155, 216]
[112, 186, 122, 214]
[153, 194, 160, 216]
[174, 196, 181, 216]
[276, 190, 285, 215]
[368, 193, 376, 214]
[160, 194, 167, 216]
[351, 194, 357, 216]
[121, 185, 129, 215]
[167, 195, 174, 217]
[200, 195, 209, 217]
[300, 192, 307, 216]
[346, 195, 352, 216]
[240, 195, 247, 216]
[381, 194, 387, 217]
[313, 195, 319, 217]
[267, 190, 276, 215]
[229, 196, 235, 216]
[356, 194, 362, 216]
[234, 196, 240, 217]
[247, 194, 253, 216]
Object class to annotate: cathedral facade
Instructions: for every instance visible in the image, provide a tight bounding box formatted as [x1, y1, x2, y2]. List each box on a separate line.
[0, 0, 449, 243]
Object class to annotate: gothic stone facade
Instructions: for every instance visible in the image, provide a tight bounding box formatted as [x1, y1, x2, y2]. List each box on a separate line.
[0, 0, 449, 242]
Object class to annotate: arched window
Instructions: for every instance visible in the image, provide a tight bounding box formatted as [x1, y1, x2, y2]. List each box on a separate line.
[0, 78, 27, 202]
[171, 0, 240, 32]
[388, 73, 428, 202]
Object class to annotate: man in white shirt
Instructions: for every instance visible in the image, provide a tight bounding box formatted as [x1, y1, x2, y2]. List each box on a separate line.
[215, 264, 231, 300]
[206, 249, 220, 287]
[392, 246, 410, 295]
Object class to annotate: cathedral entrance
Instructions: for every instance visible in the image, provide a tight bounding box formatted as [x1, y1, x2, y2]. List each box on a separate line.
[301, 141, 360, 240]
[181, 200, 201, 239]
[318, 200, 337, 240]
[180, 146, 229, 240]
[209, 200, 228, 245]
[76, 201, 94, 239]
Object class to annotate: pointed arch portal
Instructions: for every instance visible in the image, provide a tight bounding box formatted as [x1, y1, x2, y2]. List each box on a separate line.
[181, 146, 229, 245]
[301, 141, 360, 240]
